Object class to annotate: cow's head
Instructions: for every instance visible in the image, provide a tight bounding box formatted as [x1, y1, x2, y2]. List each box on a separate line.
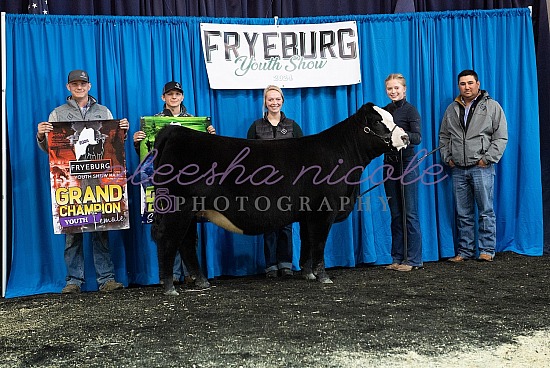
[363, 103, 409, 151]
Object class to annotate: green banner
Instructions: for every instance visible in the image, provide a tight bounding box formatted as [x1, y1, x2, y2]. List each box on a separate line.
[138, 116, 210, 223]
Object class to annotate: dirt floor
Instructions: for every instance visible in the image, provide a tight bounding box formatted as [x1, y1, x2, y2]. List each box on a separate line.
[1, 251, 550, 368]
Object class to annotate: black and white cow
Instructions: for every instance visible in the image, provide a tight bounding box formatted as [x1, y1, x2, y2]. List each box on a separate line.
[83, 138, 105, 160]
[150, 103, 408, 295]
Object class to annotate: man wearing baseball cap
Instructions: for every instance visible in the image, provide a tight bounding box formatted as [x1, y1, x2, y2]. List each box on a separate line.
[133, 80, 216, 150]
[67, 69, 90, 83]
[36, 69, 129, 294]
[162, 81, 182, 95]
[132, 81, 215, 293]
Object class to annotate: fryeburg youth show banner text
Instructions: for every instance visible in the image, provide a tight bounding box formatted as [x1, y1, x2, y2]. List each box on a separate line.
[200, 21, 361, 89]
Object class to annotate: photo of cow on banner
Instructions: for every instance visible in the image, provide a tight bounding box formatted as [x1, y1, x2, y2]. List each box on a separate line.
[138, 116, 210, 223]
[48, 119, 130, 234]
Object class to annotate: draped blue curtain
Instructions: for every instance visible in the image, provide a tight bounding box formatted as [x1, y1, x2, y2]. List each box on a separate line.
[4, 8, 542, 297]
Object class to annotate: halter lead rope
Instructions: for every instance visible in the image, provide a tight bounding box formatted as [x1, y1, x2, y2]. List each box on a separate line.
[358, 145, 444, 196]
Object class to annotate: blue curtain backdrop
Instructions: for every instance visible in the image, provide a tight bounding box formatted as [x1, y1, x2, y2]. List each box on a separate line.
[4, 9, 542, 297]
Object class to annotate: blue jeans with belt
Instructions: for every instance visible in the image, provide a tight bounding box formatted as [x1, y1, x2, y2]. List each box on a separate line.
[64, 231, 116, 288]
[264, 224, 293, 272]
[383, 155, 423, 267]
[451, 165, 496, 258]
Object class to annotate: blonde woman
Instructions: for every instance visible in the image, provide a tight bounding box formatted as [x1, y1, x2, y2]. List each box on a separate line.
[382, 74, 423, 272]
[247, 85, 303, 278]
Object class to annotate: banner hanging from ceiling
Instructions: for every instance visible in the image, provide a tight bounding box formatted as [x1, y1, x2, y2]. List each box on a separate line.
[200, 21, 361, 89]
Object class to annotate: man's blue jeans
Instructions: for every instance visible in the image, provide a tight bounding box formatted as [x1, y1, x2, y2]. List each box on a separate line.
[451, 165, 496, 258]
[264, 224, 293, 272]
[64, 231, 116, 287]
[383, 156, 423, 267]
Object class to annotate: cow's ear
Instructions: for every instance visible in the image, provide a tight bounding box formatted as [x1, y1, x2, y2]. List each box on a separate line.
[361, 102, 381, 122]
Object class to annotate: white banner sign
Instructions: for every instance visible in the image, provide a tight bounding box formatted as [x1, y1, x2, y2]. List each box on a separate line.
[200, 21, 361, 89]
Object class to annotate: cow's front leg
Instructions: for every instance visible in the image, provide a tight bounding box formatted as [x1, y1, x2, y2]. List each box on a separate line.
[299, 222, 316, 280]
[311, 239, 332, 284]
[302, 219, 333, 284]
[299, 256, 316, 281]
[300, 264, 316, 281]
[157, 242, 180, 295]
[159, 246, 179, 296]
[161, 277, 178, 296]
[302, 254, 332, 283]
[182, 256, 211, 290]
[313, 260, 332, 284]
[152, 213, 182, 296]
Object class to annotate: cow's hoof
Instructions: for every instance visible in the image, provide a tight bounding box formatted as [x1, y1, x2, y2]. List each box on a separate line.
[195, 280, 211, 289]
[302, 272, 316, 281]
[318, 277, 333, 284]
[164, 288, 179, 296]
[315, 272, 333, 284]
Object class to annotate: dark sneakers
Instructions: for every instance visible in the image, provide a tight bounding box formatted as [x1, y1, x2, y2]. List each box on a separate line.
[266, 269, 293, 278]
[280, 268, 293, 278]
[266, 270, 278, 278]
